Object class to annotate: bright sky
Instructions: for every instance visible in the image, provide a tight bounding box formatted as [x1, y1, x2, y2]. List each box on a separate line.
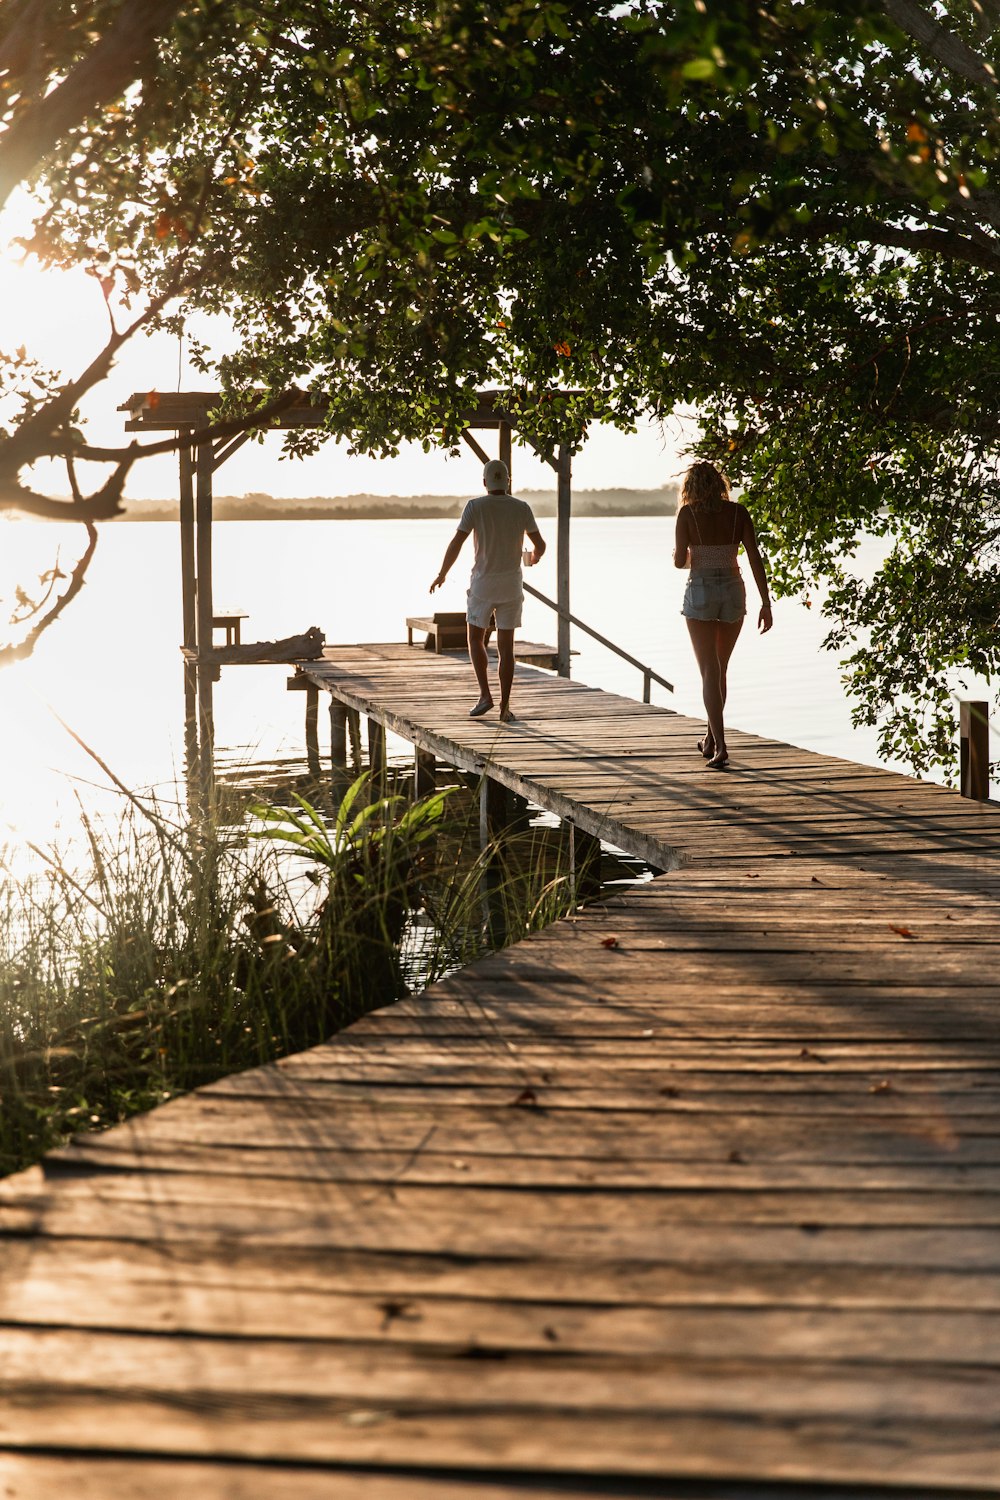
[0, 197, 692, 503]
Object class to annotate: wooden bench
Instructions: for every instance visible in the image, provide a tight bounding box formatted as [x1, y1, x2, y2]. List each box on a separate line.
[406, 612, 468, 652]
[212, 611, 249, 647]
[406, 613, 564, 671]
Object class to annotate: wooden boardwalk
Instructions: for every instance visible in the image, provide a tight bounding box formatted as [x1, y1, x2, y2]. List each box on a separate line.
[1, 646, 998, 1497]
[301, 644, 996, 877]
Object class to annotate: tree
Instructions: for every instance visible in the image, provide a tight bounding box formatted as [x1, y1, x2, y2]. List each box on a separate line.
[3, 0, 998, 773]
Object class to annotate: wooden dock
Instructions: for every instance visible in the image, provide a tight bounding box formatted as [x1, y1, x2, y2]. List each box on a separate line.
[1, 647, 998, 1497]
[297, 644, 996, 877]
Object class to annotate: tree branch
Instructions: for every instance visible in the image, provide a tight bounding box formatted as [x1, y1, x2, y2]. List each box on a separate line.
[0, 520, 98, 666]
[970, 0, 1000, 41]
[0, 386, 306, 520]
[883, 0, 999, 91]
[0, 0, 186, 210]
[805, 212, 1000, 271]
[0, 257, 201, 475]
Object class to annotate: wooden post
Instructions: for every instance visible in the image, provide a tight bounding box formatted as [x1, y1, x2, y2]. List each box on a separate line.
[479, 775, 510, 944]
[368, 717, 387, 781]
[347, 709, 362, 774]
[179, 432, 200, 801]
[480, 776, 510, 848]
[415, 746, 436, 800]
[556, 443, 572, 677]
[329, 700, 348, 767]
[499, 419, 512, 490]
[960, 700, 990, 801]
[642, 669, 652, 705]
[179, 430, 196, 654]
[568, 822, 602, 906]
[194, 435, 215, 777]
[182, 661, 200, 814]
[304, 683, 320, 775]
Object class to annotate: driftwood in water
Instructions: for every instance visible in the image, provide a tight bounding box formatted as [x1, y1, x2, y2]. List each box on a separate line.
[203, 625, 325, 665]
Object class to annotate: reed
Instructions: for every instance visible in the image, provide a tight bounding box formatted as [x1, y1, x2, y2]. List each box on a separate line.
[0, 772, 577, 1177]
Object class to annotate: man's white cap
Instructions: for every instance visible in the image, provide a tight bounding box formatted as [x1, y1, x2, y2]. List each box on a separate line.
[483, 459, 509, 491]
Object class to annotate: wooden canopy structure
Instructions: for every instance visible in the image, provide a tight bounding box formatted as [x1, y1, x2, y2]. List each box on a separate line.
[119, 387, 584, 682]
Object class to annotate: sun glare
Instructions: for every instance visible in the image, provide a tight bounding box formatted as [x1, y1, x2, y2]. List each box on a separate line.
[0, 245, 111, 376]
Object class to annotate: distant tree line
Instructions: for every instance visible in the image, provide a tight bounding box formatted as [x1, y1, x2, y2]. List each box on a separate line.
[108, 487, 680, 522]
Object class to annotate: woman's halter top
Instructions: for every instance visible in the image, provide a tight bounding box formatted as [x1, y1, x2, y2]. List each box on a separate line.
[687, 504, 741, 572]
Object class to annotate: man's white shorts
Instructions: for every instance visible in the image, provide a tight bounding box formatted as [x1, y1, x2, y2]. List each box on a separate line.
[466, 589, 523, 631]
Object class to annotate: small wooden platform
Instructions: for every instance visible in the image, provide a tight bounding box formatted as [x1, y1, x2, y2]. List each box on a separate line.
[406, 614, 561, 670]
[1, 646, 998, 1496]
[211, 610, 248, 646]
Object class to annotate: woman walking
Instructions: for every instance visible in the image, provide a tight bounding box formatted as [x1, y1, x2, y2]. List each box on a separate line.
[674, 461, 772, 769]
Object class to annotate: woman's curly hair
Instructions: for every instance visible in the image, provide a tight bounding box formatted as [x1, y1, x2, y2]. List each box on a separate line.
[681, 461, 730, 511]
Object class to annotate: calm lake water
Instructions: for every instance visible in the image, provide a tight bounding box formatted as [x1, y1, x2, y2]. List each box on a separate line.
[0, 514, 950, 854]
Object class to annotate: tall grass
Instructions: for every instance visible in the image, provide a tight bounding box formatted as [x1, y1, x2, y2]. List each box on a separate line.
[0, 772, 577, 1177]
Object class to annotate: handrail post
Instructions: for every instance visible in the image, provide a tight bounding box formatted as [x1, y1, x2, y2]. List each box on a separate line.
[556, 443, 572, 677]
[960, 699, 990, 801]
[642, 669, 651, 705]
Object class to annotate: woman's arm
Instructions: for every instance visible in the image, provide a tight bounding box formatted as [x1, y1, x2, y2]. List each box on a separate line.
[673, 508, 691, 569]
[739, 506, 773, 633]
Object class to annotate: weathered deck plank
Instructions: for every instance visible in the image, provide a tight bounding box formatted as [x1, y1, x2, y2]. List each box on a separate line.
[1, 649, 998, 1495]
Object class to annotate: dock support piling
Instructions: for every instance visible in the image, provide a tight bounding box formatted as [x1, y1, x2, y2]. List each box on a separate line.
[479, 775, 510, 944]
[556, 443, 572, 677]
[415, 747, 436, 800]
[960, 699, 990, 801]
[194, 437, 215, 761]
[480, 776, 510, 847]
[347, 709, 362, 775]
[304, 684, 320, 775]
[568, 822, 602, 906]
[368, 718, 387, 782]
[329, 700, 348, 769]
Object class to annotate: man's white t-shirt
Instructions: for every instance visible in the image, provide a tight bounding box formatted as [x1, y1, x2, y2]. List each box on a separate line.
[458, 493, 538, 600]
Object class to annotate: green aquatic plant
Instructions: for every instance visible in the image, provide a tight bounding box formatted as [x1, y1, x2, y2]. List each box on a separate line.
[0, 770, 586, 1178]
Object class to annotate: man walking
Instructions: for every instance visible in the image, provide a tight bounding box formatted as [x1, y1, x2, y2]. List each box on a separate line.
[431, 459, 546, 722]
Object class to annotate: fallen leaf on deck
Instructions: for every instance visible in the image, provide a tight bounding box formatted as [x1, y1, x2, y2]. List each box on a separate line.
[511, 1087, 539, 1108]
[889, 924, 916, 939]
[601, 935, 619, 948]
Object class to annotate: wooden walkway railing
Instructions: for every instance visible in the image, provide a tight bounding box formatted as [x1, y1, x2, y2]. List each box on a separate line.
[1, 646, 998, 1498]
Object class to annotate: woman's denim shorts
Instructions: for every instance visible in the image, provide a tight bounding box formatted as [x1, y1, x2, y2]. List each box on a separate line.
[681, 569, 746, 623]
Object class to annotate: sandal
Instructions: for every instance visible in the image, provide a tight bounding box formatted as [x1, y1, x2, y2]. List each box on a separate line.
[707, 749, 729, 770]
[697, 737, 715, 758]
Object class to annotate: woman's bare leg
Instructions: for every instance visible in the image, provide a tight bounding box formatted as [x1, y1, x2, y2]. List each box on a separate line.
[687, 617, 742, 754]
[715, 618, 744, 729]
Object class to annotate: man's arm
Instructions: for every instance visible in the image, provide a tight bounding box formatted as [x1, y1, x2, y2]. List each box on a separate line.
[525, 528, 546, 566]
[430, 529, 468, 592]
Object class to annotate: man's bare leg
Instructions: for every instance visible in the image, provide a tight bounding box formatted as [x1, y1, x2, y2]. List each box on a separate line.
[497, 627, 516, 721]
[467, 623, 493, 716]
